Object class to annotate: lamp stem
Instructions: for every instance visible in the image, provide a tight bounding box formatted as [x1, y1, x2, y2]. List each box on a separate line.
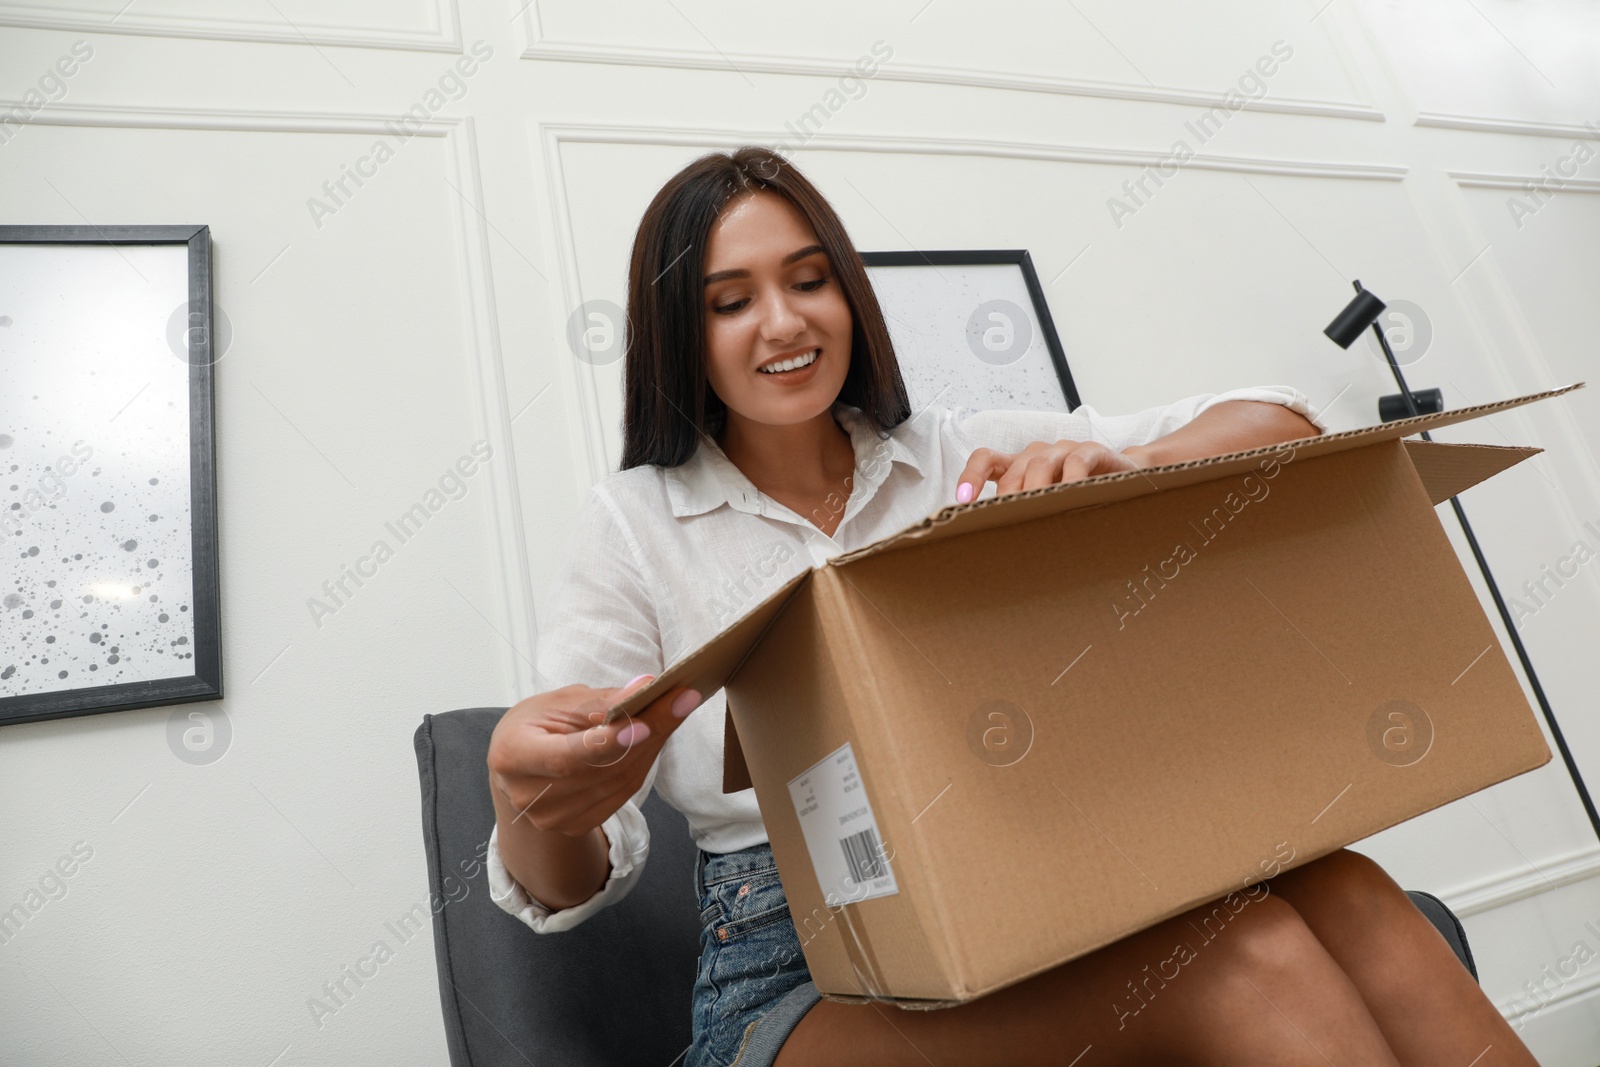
[1353, 280, 1600, 845]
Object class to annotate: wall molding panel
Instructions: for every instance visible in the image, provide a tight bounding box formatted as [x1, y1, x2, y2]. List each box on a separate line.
[1433, 170, 1600, 522]
[1441, 844, 1600, 919]
[542, 122, 1409, 181]
[0, 99, 440, 135]
[0, 0, 463, 53]
[1418, 112, 1600, 142]
[1449, 170, 1600, 194]
[517, 22, 1384, 123]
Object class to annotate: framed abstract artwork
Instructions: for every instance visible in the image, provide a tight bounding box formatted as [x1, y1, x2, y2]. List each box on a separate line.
[0, 224, 222, 726]
[860, 249, 1080, 417]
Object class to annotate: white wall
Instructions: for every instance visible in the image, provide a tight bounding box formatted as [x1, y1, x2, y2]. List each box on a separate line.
[0, 1, 1597, 1063]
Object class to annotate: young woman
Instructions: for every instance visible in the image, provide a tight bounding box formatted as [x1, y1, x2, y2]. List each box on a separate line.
[486, 147, 1537, 1067]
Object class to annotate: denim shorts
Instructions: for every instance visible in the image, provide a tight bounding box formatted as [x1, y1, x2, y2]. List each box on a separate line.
[688, 841, 823, 1067]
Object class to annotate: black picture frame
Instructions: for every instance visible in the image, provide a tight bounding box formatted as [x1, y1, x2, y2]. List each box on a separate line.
[859, 248, 1081, 411]
[0, 224, 222, 726]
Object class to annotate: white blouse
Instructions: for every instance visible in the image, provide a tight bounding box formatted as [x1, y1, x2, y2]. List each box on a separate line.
[489, 385, 1329, 933]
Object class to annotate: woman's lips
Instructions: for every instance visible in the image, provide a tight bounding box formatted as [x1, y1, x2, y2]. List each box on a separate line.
[756, 347, 822, 384]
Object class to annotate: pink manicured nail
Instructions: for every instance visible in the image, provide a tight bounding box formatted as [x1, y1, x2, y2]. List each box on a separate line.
[625, 673, 652, 689]
[617, 721, 650, 746]
[672, 689, 703, 718]
[956, 482, 974, 504]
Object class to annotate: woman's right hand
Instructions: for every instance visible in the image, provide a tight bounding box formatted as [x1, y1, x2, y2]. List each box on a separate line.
[487, 675, 703, 838]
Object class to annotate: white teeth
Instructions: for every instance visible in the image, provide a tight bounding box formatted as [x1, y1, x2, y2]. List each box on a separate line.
[759, 349, 819, 374]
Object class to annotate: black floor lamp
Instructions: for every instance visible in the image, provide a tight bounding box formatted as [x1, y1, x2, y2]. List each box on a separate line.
[1324, 280, 1600, 846]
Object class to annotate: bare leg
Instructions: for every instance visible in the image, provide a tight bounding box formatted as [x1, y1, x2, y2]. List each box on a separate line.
[776, 890, 1402, 1066]
[1267, 848, 1538, 1067]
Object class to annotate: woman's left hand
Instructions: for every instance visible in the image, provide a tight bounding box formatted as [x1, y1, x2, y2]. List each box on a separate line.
[955, 440, 1147, 503]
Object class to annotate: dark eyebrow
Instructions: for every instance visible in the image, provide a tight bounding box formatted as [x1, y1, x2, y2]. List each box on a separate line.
[703, 244, 825, 286]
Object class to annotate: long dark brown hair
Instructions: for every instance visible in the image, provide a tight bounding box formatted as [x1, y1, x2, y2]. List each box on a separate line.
[619, 146, 910, 470]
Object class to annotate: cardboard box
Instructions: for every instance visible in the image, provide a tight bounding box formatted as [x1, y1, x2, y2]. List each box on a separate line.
[609, 382, 1582, 1006]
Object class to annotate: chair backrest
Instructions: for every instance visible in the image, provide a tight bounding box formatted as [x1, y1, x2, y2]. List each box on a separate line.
[414, 708, 702, 1067]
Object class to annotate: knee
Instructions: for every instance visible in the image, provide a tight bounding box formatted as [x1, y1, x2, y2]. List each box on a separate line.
[1170, 891, 1311, 978]
[1286, 848, 1407, 916]
[1219, 894, 1322, 977]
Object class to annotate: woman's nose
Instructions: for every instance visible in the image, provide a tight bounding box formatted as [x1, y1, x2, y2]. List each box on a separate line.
[757, 286, 804, 341]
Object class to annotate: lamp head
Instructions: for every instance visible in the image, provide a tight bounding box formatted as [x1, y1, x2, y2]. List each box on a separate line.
[1325, 287, 1386, 349]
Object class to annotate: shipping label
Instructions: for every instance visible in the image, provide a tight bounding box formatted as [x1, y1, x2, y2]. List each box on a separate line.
[787, 741, 899, 905]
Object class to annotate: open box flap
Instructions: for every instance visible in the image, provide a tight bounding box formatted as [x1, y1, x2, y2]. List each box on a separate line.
[722, 700, 752, 794]
[602, 568, 812, 726]
[1403, 440, 1543, 504]
[830, 381, 1582, 567]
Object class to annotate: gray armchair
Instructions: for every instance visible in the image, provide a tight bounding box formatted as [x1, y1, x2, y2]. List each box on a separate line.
[414, 707, 1478, 1067]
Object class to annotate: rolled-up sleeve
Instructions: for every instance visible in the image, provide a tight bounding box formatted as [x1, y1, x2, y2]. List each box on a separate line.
[488, 486, 664, 934]
[487, 764, 657, 934]
[951, 384, 1328, 455]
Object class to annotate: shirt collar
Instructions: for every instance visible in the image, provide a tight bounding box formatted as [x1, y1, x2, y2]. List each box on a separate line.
[664, 401, 925, 519]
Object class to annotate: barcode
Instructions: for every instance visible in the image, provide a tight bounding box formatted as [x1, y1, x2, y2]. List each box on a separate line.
[839, 826, 886, 884]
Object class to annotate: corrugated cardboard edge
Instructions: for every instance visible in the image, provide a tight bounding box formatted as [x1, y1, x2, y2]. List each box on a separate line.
[833, 381, 1584, 566]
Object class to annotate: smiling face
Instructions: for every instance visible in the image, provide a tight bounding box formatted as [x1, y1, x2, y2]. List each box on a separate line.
[701, 189, 853, 433]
